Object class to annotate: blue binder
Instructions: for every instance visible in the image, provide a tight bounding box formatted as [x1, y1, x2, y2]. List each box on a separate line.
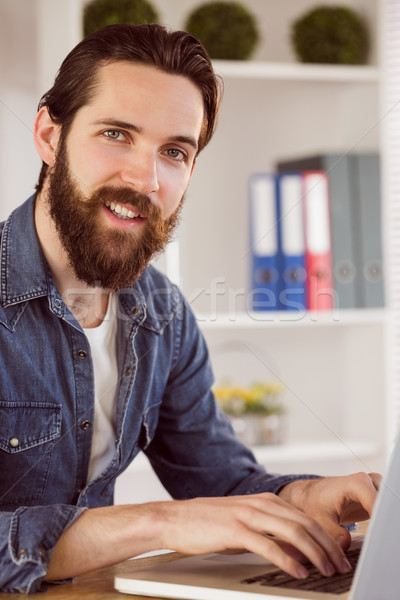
[249, 174, 282, 311]
[277, 173, 306, 311]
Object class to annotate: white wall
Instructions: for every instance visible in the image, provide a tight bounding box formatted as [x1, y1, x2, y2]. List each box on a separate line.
[0, 0, 82, 221]
[0, 0, 39, 219]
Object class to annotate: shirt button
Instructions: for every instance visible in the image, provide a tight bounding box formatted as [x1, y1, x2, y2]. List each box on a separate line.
[18, 549, 27, 559]
[78, 350, 87, 359]
[9, 437, 19, 448]
[124, 366, 132, 376]
[80, 420, 91, 430]
[130, 306, 140, 315]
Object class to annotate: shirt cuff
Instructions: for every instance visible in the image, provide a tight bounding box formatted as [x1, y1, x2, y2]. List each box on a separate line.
[1, 504, 86, 593]
[233, 471, 321, 497]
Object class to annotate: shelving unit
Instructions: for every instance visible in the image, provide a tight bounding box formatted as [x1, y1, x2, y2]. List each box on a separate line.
[180, 69, 380, 313]
[212, 60, 380, 83]
[174, 0, 386, 480]
[196, 308, 386, 330]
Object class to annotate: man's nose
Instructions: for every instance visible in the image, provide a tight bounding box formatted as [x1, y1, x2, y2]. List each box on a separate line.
[119, 151, 159, 195]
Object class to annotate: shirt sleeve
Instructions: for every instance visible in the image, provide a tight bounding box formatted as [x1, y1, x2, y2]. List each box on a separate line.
[145, 292, 319, 499]
[0, 504, 86, 593]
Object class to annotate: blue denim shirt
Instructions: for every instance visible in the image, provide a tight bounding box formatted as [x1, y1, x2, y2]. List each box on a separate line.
[0, 196, 311, 592]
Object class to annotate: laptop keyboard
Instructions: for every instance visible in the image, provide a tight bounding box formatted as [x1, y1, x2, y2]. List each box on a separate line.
[241, 546, 361, 595]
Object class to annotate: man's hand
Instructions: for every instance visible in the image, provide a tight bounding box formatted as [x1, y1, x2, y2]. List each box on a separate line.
[158, 493, 354, 579]
[277, 472, 381, 550]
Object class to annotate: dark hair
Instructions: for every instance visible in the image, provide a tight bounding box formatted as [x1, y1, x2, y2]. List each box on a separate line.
[36, 23, 222, 191]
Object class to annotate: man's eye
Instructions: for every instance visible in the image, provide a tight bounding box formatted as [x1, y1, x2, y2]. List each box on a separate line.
[166, 148, 185, 160]
[104, 130, 125, 141]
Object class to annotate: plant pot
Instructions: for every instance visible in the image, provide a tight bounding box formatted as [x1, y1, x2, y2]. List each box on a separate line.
[229, 413, 285, 446]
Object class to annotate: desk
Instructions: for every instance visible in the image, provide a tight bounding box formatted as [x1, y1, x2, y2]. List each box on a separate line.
[0, 553, 183, 600]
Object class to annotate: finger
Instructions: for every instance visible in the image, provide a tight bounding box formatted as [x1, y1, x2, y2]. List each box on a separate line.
[343, 472, 379, 517]
[263, 514, 351, 576]
[236, 527, 311, 580]
[336, 530, 352, 551]
[268, 537, 308, 563]
[253, 495, 352, 572]
[237, 506, 349, 577]
[315, 517, 352, 551]
[368, 472, 382, 491]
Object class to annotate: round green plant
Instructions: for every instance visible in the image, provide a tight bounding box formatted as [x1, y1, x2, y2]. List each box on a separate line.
[292, 5, 370, 65]
[84, 0, 159, 36]
[184, 1, 259, 60]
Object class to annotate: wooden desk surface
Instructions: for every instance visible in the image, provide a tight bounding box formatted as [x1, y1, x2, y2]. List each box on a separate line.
[0, 553, 184, 600]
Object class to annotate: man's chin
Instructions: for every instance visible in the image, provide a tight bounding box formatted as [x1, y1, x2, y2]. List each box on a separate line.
[68, 249, 153, 291]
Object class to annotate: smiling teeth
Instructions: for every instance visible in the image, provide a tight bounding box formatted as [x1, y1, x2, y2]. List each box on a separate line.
[104, 200, 141, 219]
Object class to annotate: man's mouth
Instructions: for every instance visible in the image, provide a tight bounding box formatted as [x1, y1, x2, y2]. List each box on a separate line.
[103, 200, 144, 221]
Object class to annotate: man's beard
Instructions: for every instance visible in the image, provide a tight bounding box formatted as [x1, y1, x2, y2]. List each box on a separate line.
[46, 140, 182, 291]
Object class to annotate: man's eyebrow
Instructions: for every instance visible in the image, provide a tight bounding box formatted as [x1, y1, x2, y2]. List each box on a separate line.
[93, 118, 143, 133]
[169, 135, 198, 152]
[93, 119, 198, 151]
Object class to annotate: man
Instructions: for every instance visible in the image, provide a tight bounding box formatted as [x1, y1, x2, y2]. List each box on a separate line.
[0, 23, 380, 593]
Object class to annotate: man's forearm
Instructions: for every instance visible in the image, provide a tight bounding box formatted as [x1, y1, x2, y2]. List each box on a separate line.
[45, 503, 168, 581]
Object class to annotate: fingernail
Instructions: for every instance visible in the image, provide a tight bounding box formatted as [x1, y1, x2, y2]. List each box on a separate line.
[341, 558, 352, 573]
[297, 566, 308, 579]
[336, 535, 344, 544]
[324, 562, 335, 576]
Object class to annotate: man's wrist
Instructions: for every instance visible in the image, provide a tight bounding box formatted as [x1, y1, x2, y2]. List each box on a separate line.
[277, 478, 317, 511]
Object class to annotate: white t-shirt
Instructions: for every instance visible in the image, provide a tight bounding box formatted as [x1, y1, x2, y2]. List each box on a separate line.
[84, 294, 118, 483]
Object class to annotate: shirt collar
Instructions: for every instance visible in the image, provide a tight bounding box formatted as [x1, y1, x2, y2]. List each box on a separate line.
[0, 194, 50, 308]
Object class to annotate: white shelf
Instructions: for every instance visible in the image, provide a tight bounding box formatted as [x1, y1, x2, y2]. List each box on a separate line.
[253, 440, 379, 466]
[196, 308, 386, 330]
[212, 60, 380, 83]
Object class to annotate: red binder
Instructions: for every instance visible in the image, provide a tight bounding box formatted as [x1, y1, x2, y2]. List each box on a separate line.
[302, 171, 334, 311]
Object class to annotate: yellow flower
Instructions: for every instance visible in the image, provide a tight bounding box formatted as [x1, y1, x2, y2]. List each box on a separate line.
[213, 382, 284, 416]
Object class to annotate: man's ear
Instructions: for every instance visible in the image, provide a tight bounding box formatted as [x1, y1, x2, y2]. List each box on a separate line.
[33, 107, 61, 167]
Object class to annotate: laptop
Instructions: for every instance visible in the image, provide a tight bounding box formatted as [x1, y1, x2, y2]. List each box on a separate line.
[115, 436, 400, 600]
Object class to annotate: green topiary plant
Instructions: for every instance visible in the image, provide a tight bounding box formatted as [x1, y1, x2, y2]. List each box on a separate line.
[84, 0, 159, 37]
[292, 5, 370, 65]
[184, 1, 259, 60]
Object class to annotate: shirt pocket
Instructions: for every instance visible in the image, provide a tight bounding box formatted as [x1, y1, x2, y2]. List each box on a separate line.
[0, 401, 62, 507]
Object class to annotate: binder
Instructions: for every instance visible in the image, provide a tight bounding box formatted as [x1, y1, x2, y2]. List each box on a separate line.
[277, 154, 360, 309]
[302, 171, 334, 311]
[350, 154, 384, 307]
[249, 174, 282, 310]
[277, 173, 306, 311]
